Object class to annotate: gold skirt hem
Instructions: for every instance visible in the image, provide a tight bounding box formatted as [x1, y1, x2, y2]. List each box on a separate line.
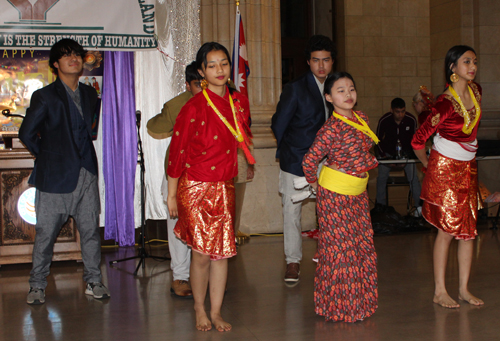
[421, 150, 478, 240]
[173, 174, 237, 260]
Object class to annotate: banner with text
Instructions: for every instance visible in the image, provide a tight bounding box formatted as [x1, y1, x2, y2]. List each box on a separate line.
[0, 0, 156, 51]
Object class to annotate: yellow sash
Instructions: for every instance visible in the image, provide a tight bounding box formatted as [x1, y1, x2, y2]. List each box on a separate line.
[318, 166, 368, 196]
[448, 85, 481, 135]
[203, 89, 244, 142]
[331, 111, 380, 144]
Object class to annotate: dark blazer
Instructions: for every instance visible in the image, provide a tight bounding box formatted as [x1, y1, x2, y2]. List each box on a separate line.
[271, 71, 327, 177]
[19, 77, 99, 194]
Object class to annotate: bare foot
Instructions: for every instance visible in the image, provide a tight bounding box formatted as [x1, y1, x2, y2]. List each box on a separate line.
[458, 291, 484, 306]
[433, 293, 460, 308]
[211, 312, 232, 332]
[195, 309, 212, 332]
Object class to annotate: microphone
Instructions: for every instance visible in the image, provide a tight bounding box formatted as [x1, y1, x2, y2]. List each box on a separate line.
[136, 110, 141, 128]
[2, 109, 25, 119]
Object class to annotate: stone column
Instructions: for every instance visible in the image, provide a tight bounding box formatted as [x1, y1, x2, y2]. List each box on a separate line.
[200, 0, 280, 148]
[199, 1, 317, 233]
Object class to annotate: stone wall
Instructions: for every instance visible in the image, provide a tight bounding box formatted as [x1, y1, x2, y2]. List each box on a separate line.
[430, 0, 500, 193]
[340, 0, 432, 130]
[198, 0, 500, 232]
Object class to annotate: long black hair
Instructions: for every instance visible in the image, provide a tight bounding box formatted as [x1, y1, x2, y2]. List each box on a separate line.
[444, 45, 476, 85]
[195, 42, 234, 94]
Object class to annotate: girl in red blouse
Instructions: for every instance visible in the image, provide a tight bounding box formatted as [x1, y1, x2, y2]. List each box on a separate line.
[412, 45, 484, 309]
[167, 42, 252, 332]
[303, 72, 379, 322]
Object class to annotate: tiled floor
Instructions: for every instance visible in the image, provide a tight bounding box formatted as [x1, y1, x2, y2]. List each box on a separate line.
[1, 220, 499, 340]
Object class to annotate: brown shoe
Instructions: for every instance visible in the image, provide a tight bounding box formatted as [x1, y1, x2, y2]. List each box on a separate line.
[284, 263, 300, 282]
[170, 280, 193, 298]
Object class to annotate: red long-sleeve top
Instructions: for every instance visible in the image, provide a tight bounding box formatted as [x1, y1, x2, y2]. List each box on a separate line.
[302, 111, 379, 183]
[167, 87, 251, 182]
[411, 82, 482, 150]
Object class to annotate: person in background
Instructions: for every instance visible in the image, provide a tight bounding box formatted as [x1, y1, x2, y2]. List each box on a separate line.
[147, 61, 202, 298]
[375, 98, 422, 216]
[271, 35, 335, 283]
[413, 85, 435, 126]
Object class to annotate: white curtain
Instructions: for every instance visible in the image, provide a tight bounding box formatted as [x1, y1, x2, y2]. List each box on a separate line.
[134, 50, 174, 225]
[132, 0, 200, 225]
[92, 1, 200, 228]
[94, 106, 105, 227]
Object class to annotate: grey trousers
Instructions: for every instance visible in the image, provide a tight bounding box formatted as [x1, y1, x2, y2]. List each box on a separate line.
[376, 163, 422, 206]
[162, 174, 191, 282]
[29, 168, 102, 289]
[166, 215, 191, 281]
[279, 170, 312, 264]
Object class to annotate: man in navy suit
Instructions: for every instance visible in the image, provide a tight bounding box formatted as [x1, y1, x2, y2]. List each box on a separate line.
[271, 35, 335, 283]
[19, 39, 109, 304]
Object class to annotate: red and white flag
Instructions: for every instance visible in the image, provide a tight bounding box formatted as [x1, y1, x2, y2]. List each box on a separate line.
[231, 9, 250, 97]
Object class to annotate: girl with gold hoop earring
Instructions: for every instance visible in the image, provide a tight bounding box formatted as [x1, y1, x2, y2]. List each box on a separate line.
[166, 42, 254, 332]
[412, 45, 484, 309]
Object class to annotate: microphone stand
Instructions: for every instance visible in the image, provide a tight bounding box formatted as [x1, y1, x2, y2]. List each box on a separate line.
[2, 109, 25, 119]
[109, 111, 170, 276]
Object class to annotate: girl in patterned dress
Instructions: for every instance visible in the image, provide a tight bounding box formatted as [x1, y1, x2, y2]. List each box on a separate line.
[302, 72, 379, 322]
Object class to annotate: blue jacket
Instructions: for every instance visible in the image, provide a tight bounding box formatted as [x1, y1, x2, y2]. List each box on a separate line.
[19, 77, 99, 193]
[271, 71, 327, 177]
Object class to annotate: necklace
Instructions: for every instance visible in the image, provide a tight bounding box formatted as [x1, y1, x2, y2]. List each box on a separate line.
[331, 110, 380, 144]
[448, 84, 481, 135]
[203, 89, 244, 142]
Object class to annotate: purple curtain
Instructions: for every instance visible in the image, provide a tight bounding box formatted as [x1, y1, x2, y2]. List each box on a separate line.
[102, 51, 137, 246]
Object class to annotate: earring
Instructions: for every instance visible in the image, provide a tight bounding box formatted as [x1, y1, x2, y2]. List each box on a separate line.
[200, 78, 208, 90]
[450, 73, 459, 83]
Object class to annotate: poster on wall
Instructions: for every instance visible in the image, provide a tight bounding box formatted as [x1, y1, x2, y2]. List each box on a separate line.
[0, 0, 156, 50]
[0, 48, 104, 142]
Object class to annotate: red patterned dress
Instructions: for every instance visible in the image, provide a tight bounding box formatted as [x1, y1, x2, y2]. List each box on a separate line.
[302, 111, 379, 322]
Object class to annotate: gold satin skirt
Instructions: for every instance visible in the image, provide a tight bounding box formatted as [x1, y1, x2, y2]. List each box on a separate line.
[174, 174, 237, 260]
[421, 150, 479, 240]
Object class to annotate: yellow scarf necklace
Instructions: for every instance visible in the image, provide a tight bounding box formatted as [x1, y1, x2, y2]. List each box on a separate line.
[203, 89, 244, 143]
[448, 85, 481, 135]
[331, 110, 380, 144]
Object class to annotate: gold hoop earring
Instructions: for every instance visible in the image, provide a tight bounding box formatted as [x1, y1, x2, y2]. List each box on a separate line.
[200, 78, 208, 90]
[450, 73, 459, 83]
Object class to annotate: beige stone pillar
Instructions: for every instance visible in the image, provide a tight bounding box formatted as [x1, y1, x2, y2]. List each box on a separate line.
[200, 0, 281, 148]
[199, 1, 318, 233]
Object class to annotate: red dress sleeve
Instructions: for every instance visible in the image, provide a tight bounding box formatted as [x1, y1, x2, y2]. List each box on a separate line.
[411, 97, 451, 150]
[237, 93, 251, 125]
[412, 82, 482, 151]
[167, 101, 197, 178]
[302, 119, 337, 183]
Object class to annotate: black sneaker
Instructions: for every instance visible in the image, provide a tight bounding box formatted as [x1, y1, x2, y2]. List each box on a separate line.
[85, 282, 110, 299]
